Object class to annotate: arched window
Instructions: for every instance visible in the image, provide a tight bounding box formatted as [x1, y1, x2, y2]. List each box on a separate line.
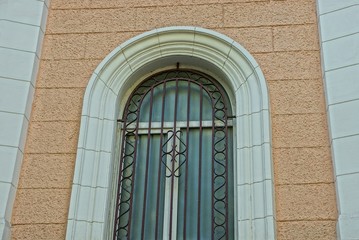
[66, 27, 275, 240]
[114, 70, 234, 239]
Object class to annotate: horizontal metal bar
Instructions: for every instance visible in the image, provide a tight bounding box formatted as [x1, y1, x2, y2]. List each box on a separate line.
[126, 120, 233, 130]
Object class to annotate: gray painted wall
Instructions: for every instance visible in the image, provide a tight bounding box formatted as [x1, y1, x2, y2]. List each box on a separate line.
[317, 0, 359, 239]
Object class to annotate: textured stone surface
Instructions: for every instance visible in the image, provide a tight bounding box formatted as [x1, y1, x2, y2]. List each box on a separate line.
[268, 79, 326, 114]
[276, 184, 337, 221]
[136, 5, 192, 31]
[224, 1, 316, 27]
[18, 154, 76, 189]
[25, 121, 79, 154]
[31, 88, 85, 121]
[85, 32, 141, 59]
[42, 34, 87, 60]
[90, 0, 193, 8]
[273, 24, 320, 51]
[51, 0, 91, 9]
[254, 51, 322, 80]
[47, 9, 137, 34]
[272, 114, 330, 148]
[37, 59, 98, 88]
[12, 224, 66, 240]
[273, 147, 333, 184]
[217, 27, 273, 53]
[12, 189, 71, 224]
[277, 221, 336, 240]
[134, 5, 222, 30]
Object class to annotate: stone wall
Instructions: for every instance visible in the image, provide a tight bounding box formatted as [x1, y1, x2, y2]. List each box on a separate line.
[11, 0, 337, 239]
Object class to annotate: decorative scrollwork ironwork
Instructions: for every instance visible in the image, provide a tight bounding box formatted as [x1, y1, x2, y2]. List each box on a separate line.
[114, 69, 232, 240]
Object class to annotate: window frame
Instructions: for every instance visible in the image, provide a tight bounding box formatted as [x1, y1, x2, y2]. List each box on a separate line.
[66, 26, 275, 240]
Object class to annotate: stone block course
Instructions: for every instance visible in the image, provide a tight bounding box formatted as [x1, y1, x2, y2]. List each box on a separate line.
[47, 8, 137, 34]
[12, 224, 66, 240]
[268, 79, 326, 114]
[18, 154, 76, 189]
[25, 121, 79, 154]
[254, 51, 321, 80]
[42, 34, 87, 60]
[90, 0, 193, 8]
[272, 113, 330, 148]
[84, 32, 141, 59]
[50, 0, 91, 9]
[133, 5, 222, 30]
[217, 27, 273, 53]
[37, 59, 99, 88]
[277, 221, 336, 240]
[273, 24, 320, 51]
[224, 1, 316, 27]
[276, 183, 337, 221]
[31, 88, 85, 121]
[273, 147, 333, 185]
[12, 189, 71, 224]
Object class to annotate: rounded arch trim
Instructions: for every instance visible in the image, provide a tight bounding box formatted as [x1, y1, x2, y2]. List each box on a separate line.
[66, 26, 275, 240]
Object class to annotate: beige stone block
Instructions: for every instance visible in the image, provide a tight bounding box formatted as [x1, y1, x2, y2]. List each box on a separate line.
[272, 114, 329, 148]
[224, 1, 316, 27]
[274, 24, 320, 51]
[277, 221, 336, 240]
[12, 189, 71, 224]
[216, 27, 273, 53]
[273, 147, 334, 185]
[46, 8, 137, 34]
[192, 5, 224, 28]
[18, 154, 76, 189]
[268, 79, 326, 114]
[134, 6, 195, 30]
[85, 32, 141, 59]
[51, 0, 91, 9]
[42, 34, 87, 60]
[31, 88, 85, 121]
[254, 51, 321, 80]
[194, 0, 266, 3]
[276, 184, 337, 221]
[134, 5, 222, 30]
[37, 59, 98, 88]
[90, 0, 192, 8]
[12, 224, 66, 240]
[26, 121, 79, 154]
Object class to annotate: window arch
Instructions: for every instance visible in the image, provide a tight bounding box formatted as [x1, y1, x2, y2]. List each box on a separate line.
[66, 27, 275, 240]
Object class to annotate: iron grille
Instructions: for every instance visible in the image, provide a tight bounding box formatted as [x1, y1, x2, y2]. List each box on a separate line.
[114, 70, 234, 240]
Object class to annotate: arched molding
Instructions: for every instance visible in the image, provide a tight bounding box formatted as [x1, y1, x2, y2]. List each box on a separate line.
[66, 26, 275, 240]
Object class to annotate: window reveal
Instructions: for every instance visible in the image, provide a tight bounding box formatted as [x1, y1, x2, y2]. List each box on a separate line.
[114, 70, 234, 240]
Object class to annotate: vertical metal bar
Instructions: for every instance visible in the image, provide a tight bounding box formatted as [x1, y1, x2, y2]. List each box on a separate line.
[225, 113, 229, 240]
[211, 99, 215, 240]
[155, 81, 167, 240]
[169, 79, 179, 240]
[140, 87, 154, 239]
[113, 114, 128, 240]
[183, 81, 191, 239]
[197, 86, 203, 239]
[126, 95, 146, 239]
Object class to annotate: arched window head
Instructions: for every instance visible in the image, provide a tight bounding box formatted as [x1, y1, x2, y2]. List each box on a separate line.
[66, 27, 275, 240]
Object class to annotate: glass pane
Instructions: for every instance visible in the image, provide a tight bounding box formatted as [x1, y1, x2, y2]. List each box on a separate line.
[139, 81, 213, 123]
[130, 134, 166, 239]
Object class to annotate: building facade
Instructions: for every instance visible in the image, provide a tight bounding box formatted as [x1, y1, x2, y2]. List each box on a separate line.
[0, 0, 358, 239]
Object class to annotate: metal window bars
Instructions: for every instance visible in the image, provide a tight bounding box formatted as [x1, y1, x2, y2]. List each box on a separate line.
[114, 70, 233, 240]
